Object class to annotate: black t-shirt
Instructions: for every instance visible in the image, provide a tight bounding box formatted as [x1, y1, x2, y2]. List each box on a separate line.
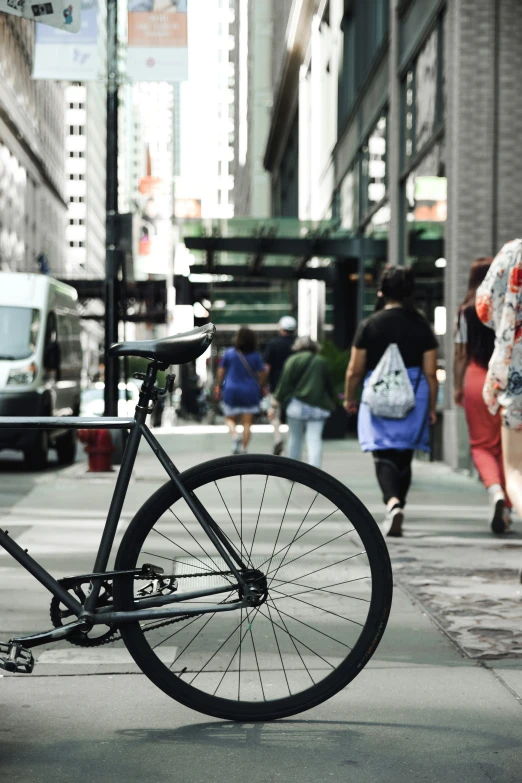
[353, 308, 438, 370]
[264, 335, 294, 390]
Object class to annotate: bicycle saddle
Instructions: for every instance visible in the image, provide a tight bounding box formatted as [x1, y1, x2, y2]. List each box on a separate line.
[108, 323, 216, 366]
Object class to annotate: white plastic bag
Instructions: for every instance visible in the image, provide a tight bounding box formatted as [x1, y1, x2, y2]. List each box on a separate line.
[361, 344, 415, 419]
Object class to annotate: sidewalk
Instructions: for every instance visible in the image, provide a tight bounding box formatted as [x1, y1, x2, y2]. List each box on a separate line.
[1, 429, 521, 782]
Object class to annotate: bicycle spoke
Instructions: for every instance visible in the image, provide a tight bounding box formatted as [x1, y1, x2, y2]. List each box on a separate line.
[265, 498, 322, 592]
[238, 606, 243, 701]
[247, 608, 266, 701]
[257, 502, 337, 571]
[142, 548, 216, 574]
[270, 604, 352, 649]
[189, 608, 255, 686]
[149, 612, 207, 648]
[213, 481, 252, 566]
[266, 599, 315, 686]
[266, 538, 364, 578]
[274, 559, 370, 589]
[212, 612, 254, 698]
[269, 587, 364, 627]
[167, 508, 233, 583]
[266, 603, 291, 696]
[170, 608, 225, 669]
[259, 500, 339, 574]
[248, 475, 268, 562]
[265, 481, 294, 576]
[150, 525, 218, 575]
[257, 605, 337, 670]
[269, 577, 370, 603]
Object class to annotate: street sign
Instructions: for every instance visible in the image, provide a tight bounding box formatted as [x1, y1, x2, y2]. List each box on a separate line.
[33, 0, 99, 81]
[0, 0, 81, 32]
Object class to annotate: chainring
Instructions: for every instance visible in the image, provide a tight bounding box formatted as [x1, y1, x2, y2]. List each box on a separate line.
[50, 569, 236, 647]
[50, 577, 117, 647]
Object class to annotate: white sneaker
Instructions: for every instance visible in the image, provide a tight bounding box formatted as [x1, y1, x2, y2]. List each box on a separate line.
[384, 505, 404, 538]
[490, 490, 507, 535]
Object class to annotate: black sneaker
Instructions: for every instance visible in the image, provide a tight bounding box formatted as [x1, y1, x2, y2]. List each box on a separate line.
[273, 441, 284, 456]
[490, 492, 507, 535]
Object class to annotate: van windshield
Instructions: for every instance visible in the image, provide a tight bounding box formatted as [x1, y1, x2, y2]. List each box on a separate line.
[0, 307, 41, 360]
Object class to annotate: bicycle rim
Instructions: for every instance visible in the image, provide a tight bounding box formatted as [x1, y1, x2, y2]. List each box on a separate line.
[113, 455, 392, 721]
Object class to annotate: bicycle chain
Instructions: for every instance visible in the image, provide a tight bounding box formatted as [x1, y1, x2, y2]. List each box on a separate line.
[50, 570, 236, 647]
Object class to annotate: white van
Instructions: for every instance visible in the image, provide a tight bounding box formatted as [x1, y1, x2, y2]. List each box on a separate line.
[0, 273, 83, 469]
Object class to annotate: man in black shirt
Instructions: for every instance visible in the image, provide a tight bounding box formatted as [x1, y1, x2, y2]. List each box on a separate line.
[264, 315, 296, 454]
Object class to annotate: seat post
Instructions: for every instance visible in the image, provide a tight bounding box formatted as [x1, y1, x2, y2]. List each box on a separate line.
[137, 362, 160, 414]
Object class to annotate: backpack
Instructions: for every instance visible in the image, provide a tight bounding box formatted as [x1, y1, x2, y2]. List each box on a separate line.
[361, 343, 419, 419]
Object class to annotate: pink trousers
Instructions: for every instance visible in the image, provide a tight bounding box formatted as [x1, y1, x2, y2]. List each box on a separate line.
[463, 362, 509, 500]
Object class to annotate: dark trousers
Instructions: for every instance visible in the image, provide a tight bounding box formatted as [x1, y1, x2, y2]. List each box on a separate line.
[372, 449, 414, 507]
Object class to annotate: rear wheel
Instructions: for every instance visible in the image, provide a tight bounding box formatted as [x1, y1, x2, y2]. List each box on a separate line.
[113, 455, 392, 721]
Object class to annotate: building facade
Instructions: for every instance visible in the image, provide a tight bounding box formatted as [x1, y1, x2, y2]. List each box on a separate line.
[175, 0, 234, 220]
[264, 0, 522, 467]
[231, 0, 277, 217]
[64, 82, 107, 280]
[0, 15, 67, 276]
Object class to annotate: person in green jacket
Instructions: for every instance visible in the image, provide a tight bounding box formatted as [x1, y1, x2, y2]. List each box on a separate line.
[274, 336, 336, 468]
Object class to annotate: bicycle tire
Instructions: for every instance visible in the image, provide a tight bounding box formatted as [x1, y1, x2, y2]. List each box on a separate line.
[113, 455, 392, 721]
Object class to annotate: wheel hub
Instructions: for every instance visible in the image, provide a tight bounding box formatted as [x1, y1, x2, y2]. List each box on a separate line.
[240, 569, 268, 606]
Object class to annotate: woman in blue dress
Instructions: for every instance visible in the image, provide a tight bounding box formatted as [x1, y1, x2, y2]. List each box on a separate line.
[216, 327, 267, 454]
[344, 267, 439, 537]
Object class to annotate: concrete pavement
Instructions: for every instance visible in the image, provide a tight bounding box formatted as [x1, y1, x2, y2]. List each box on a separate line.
[0, 429, 521, 782]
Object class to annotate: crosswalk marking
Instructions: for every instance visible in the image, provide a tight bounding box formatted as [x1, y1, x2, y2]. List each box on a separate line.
[36, 647, 177, 665]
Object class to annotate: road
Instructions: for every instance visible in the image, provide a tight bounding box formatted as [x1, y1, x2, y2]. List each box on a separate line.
[0, 430, 521, 782]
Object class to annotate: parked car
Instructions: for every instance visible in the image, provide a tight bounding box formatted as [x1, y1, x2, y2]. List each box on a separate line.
[0, 273, 82, 470]
[80, 382, 140, 418]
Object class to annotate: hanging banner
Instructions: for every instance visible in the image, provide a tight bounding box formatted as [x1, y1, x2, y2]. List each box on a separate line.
[127, 0, 188, 83]
[33, 0, 99, 80]
[0, 0, 81, 33]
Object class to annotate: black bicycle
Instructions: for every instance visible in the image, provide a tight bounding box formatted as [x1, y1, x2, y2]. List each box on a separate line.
[0, 324, 393, 721]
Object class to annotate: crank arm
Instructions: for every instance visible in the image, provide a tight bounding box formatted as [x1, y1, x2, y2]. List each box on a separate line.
[11, 619, 92, 650]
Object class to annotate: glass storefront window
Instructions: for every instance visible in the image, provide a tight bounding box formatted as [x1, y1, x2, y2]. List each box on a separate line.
[364, 202, 390, 240]
[361, 115, 387, 218]
[404, 143, 446, 359]
[405, 143, 446, 236]
[368, 115, 387, 208]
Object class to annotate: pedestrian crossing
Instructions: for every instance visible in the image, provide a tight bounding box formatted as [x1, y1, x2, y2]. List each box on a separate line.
[36, 647, 177, 666]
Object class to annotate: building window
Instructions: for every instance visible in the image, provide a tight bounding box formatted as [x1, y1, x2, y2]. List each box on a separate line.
[402, 20, 444, 168]
[338, 0, 389, 132]
[361, 115, 387, 218]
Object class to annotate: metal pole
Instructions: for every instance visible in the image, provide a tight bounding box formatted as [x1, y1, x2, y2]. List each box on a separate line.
[104, 0, 120, 417]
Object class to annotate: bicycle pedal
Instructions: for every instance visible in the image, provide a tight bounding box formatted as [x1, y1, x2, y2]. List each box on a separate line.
[0, 641, 35, 674]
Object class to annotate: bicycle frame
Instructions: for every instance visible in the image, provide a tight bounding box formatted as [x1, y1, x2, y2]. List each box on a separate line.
[0, 367, 252, 637]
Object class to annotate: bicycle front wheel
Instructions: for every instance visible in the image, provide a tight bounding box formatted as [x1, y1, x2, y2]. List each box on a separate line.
[113, 455, 392, 721]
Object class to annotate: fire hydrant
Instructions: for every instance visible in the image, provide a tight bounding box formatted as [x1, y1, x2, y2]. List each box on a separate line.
[78, 429, 115, 472]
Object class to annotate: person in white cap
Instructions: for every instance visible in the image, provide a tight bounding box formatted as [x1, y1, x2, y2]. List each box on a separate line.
[264, 315, 297, 454]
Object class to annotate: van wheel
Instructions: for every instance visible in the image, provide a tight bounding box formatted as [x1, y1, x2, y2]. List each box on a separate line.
[56, 430, 77, 466]
[24, 431, 49, 471]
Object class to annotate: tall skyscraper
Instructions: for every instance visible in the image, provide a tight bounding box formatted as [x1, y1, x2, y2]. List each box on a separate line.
[0, 15, 67, 276]
[64, 82, 107, 279]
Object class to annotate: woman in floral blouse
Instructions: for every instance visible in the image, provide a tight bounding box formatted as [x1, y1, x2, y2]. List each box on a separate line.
[476, 238, 522, 524]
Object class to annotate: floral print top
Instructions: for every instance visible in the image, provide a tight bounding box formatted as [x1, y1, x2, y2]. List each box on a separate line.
[476, 238, 522, 414]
